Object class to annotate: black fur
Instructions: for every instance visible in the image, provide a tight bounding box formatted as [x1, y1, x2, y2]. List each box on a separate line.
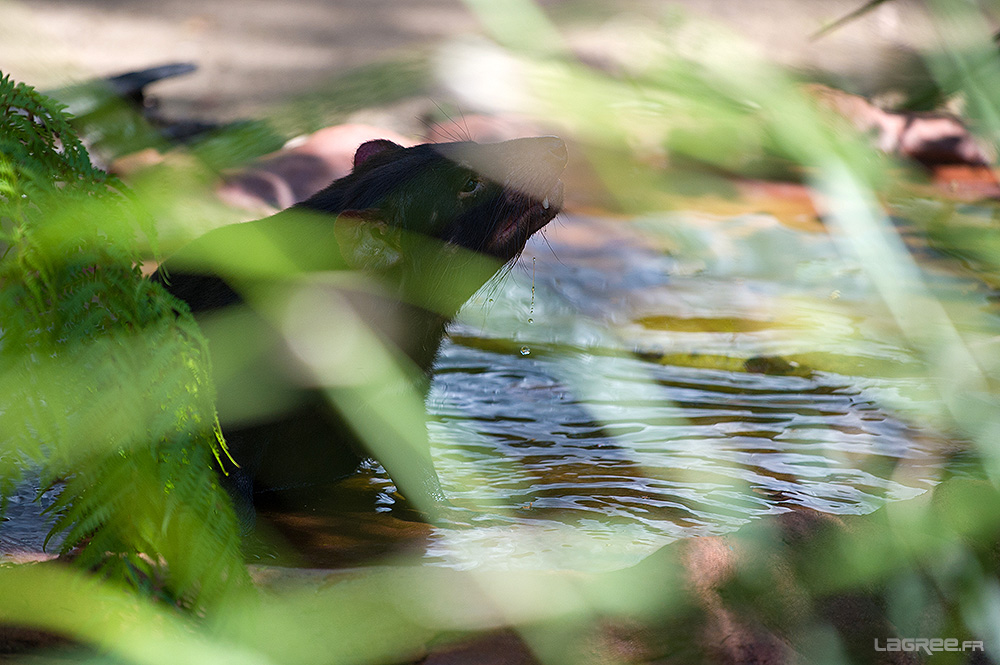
[156, 136, 566, 520]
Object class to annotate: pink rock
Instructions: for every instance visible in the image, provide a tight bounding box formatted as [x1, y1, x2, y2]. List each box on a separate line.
[808, 84, 995, 168]
[217, 124, 414, 211]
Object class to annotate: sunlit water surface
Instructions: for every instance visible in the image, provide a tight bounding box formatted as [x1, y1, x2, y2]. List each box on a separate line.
[418, 212, 957, 571]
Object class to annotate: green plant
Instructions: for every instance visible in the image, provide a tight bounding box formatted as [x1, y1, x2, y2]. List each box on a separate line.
[0, 72, 246, 608]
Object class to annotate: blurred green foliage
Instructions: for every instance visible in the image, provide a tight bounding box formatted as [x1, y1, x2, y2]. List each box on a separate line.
[4, 0, 1000, 663]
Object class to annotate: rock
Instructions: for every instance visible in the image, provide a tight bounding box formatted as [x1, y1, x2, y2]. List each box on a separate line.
[217, 123, 414, 211]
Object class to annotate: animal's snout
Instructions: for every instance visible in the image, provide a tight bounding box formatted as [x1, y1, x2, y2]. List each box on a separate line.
[538, 136, 568, 171]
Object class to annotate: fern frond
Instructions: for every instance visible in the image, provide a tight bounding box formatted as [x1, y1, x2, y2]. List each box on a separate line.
[0, 70, 248, 610]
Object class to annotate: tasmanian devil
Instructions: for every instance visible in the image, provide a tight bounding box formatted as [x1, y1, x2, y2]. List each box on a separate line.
[156, 136, 567, 521]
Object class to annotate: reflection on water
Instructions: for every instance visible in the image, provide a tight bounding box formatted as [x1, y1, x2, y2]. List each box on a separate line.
[421, 212, 952, 570]
[424, 342, 938, 570]
[0, 471, 61, 558]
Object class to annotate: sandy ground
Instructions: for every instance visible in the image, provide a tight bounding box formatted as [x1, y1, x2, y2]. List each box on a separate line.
[0, 0, 939, 124]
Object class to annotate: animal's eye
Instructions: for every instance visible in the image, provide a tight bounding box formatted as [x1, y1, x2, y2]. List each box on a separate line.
[459, 176, 484, 197]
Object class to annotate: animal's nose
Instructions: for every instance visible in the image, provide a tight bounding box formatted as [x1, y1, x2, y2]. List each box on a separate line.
[539, 136, 568, 169]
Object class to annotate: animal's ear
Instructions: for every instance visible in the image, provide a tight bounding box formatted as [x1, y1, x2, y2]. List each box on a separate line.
[334, 209, 403, 272]
[353, 140, 403, 170]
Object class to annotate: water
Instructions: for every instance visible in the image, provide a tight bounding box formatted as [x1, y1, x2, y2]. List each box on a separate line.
[419, 212, 954, 570]
[424, 342, 937, 570]
[0, 471, 62, 559]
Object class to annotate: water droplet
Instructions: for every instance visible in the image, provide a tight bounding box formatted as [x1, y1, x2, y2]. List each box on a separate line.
[527, 318, 533, 324]
[519, 346, 530, 356]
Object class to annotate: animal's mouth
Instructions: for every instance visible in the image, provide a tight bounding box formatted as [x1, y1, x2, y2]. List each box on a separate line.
[487, 179, 564, 259]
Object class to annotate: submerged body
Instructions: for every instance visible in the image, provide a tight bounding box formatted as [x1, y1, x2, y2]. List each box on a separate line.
[157, 136, 566, 518]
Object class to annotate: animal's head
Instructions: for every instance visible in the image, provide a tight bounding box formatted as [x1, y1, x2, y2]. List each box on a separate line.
[300, 137, 566, 281]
